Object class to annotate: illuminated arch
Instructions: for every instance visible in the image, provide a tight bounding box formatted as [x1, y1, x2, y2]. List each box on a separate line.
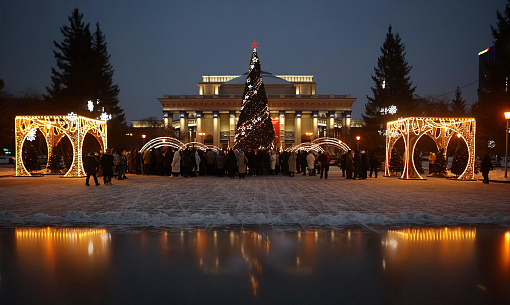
[311, 137, 351, 154]
[286, 143, 325, 153]
[140, 137, 184, 152]
[15, 115, 107, 177]
[139, 137, 221, 153]
[286, 137, 352, 154]
[385, 117, 475, 180]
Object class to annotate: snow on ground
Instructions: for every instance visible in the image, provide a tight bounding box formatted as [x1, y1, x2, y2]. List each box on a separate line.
[0, 165, 509, 229]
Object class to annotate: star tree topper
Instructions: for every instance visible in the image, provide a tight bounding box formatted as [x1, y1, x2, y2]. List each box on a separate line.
[250, 40, 259, 49]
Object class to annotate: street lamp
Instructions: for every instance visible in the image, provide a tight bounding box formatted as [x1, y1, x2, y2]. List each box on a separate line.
[356, 136, 360, 151]
[505, 112, 510, 178]
[142, 134, 146, 145]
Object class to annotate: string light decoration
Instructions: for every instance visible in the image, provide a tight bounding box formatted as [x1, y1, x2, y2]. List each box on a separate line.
[234, 41, 275, 151]
[286, 137, 351, 154]
[139, 137, 220, 153]
[15, 115, 107, 177]
[385, 117, 476, 180]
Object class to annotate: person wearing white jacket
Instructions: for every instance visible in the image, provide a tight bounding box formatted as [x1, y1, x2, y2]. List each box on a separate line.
[306, 151, 315, 176]
[171, 150, 181, 177]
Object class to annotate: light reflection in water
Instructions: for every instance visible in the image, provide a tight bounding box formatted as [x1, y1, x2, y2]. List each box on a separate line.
[5, 227, 510, 304]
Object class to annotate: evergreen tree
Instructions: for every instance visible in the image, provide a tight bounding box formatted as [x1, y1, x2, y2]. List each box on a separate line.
[48, 147, 64, 173]
[45, 9, 125, 124]
[414, 149, 424, 174]
[91, 23, 125, 124]
[45, 8, 94, 114]
[434, 148, 447, 175]
[389, 148, 403, 175]
[450, 87, 467, 116]
[450, 145, 467, 177]
[364, 25, 416, 137]
[472, 1, 510, 154]
[234, 45, 275, 151]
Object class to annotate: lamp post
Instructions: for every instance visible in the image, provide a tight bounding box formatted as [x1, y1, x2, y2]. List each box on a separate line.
[356, 136, 360, 151]
[142, 134, 146, 145]
[505, 112, 510, 178]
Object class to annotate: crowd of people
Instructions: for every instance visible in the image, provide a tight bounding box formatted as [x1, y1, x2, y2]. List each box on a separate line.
[83, 147, 383, 185]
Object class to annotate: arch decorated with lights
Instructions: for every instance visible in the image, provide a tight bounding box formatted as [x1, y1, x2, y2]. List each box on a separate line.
[385, 117, 476, 180]
[140, 137, 220, 153]
[15, 115, 107, 177]
[286, 137, 351, 153]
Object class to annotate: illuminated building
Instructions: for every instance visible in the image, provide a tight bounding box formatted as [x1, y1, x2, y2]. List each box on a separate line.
[158, 71, 356, 149]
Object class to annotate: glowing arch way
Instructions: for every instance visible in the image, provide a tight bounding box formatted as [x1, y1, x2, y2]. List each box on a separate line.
[15, 115, 107, 177]
[286, 137, 351, 153]
[140, 137, 220, 153]
[385, 117, 476, 180]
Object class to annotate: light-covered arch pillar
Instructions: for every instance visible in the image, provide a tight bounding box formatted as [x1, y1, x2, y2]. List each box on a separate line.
[15, 115, 107, 177]
[385, 117, 476, 180]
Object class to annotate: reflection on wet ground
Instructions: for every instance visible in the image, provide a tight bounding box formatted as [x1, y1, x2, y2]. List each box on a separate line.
[0, 226, 509, 304]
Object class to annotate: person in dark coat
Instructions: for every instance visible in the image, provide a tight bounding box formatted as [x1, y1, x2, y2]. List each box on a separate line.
[205, 149, 215, 175]
[226, 149, 237, 178]
[319, 151, 331, 179]
[480, 153, 493, 184]
[216, 151, 226, 177]
[361, 151, 369, 179]
[369, 151, 379, 178]
[340, 153, 347, 177]
[345, 150, 353, 179]
[353, 151, 362, 180]
[85, 152, 100, 186]
[100, 149, 114, 185]
[249, 150, 258, 176]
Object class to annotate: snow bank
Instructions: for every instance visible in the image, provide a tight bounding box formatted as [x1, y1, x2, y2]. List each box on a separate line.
[1, 210, 508, 229]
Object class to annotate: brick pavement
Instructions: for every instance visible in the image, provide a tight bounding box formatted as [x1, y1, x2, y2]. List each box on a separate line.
[0, 167, 509, 228]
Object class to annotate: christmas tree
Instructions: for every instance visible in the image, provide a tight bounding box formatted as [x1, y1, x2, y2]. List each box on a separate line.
[389, 148, 403, 175]
[234, 41, 275, 151]
[414, 149, 424, 174]
[434, 148, 447, 175]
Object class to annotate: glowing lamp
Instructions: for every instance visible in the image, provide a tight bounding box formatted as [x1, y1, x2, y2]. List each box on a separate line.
[305, 132, 313, 136]
[505, 112, 510, 120]
[356, 136, 360, 141]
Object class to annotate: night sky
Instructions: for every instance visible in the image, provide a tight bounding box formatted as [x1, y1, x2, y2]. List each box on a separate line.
[0, 1, 504, 122]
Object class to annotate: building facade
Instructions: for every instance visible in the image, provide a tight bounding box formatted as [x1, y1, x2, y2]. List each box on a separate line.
[158, 71, 356, 149]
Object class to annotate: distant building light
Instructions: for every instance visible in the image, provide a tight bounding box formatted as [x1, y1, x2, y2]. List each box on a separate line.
[478, 48, 489, 56]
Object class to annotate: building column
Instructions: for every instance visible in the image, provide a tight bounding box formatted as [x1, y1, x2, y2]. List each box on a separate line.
[213, 111, 219, 148]
[342, 111, 352, 129]
[163, 111, 171, 129]
[229, 111, 236, 148]
[196, 111, 203, 143]
[312, 111, 318, 141]
[279, 111, 285, 150]
[179, 111, 188, 143]
[295, 111, 302, 144]
[327, 111, 335, 138]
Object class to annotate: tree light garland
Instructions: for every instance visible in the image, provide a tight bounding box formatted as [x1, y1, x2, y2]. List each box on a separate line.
[15, 115, 107, 177]
[385, 117, 476, 180]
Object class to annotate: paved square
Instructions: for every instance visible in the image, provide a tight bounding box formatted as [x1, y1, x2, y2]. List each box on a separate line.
[0, 167, 509, 228]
